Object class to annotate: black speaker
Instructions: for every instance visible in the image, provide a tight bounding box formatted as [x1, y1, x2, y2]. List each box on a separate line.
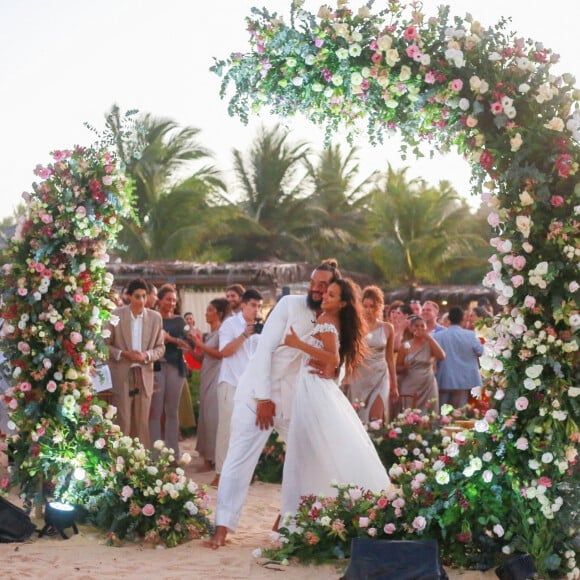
[495, 553, 537, 580]
[0, 496, 36, 542]
[341, 538, 449, 580]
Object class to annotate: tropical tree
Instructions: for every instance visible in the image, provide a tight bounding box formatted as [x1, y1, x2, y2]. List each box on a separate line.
[302, 144, 375, 268]
[368, 165, 488, 287]
[223, 124, 312, 261]
[103, 106, 228, 261]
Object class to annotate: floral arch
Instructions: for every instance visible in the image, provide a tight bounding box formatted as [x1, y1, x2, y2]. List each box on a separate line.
[212, 1, 579, 576]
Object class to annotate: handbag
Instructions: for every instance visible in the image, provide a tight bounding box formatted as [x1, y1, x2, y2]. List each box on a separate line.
[0, 497, 37, 543]
[341, 537, 448, 580]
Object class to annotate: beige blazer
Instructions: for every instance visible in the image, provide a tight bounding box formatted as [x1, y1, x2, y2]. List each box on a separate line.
[106, 306, 165, 395]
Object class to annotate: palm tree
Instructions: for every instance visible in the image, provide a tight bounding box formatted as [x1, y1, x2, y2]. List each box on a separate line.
[368, 165, 488, 286]
[302, 144, 375, 266]
[223, 124, 312, 261]
[104, 106, 227, 261]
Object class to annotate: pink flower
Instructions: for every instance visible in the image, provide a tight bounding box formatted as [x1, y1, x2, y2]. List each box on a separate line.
[376, 497, 388, 509]
[367, 527, 377, 537]
[412, 516, 427, 531]
[511, 275, 524, 288]
[425, 71, 436, 84]
[406, 44, 421, 59]
[121, 485, 134, 502]
[550, 195, 564, 207]
[359, 517, 369, 528]
[515, 396, 529, 411]
[69, 331, 83, 345]
[403, 26, 418, 40]
[19, 382, 32, 392]
[512, 255, 527, 270]
[73, 293, 83, 303]
[515, 437, 529, 450]
[17, 287, 28, 296]
[371, 52, 382, 64]
[524, 295, 536, 308]
[490, 101, 503, 115]
[54, 321, 65, 332]
[450, 79, 463, 91]
[487, 212, 500, 227]
[349, 488, 362, 500]
[46, 381, 57, 393]
[538, 476, 552, 488]
[142, 503, 155, 517]
[384, 523, 396, 534]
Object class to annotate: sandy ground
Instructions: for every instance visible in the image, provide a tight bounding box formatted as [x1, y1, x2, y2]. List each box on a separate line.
[0, 437, 498, 580]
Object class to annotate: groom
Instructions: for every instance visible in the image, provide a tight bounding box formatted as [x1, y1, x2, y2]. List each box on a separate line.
[205, 259, 341, 549]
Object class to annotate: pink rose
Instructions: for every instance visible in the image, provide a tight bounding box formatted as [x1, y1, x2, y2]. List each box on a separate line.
[524, 295, 536, 308]
[54, 321, 65, 332]
[515, 396, 529, 411]
[384, 523, 396, 534]
[121, 485, 134, 501]
[142, 503, 155, 517]
[512, 255, 526, 270]
[511, 275, 524, 288]
[403, 26, 418, 40]
[412, 516, 427, 531]
[359, 517, 369, 528]
[550, 195, 564, 207]
[570, 281, 579, 293]
[73, 293, 83, 303]
[46, 381, 57, 393]
[19, 382, 32, 392]
[515, 437, 529, 450]
[69, 331, 83, 345]
[425, 71, 436, 84]
[377, 497, 388, 509]
[538, 476, 552, 488]
[367, 527, 377, 537]
[450, 78, 463, 91]
[487, 212, 500, 227]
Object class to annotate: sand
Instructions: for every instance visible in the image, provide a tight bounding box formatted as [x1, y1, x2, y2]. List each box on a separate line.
[0, 438, 497, 580]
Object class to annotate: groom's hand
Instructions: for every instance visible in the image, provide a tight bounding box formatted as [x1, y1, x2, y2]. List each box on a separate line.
[255, 399, 276, 430]
[308, 358, 337, 379]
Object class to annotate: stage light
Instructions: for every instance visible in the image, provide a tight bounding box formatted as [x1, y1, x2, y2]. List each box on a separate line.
[495, 553, 537, 580]
[38, 501, 78, 540]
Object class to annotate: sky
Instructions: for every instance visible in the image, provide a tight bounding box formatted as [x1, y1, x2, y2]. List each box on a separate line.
[1, 0, 579, 221]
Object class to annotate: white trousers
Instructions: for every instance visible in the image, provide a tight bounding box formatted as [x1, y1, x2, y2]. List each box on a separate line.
[216, 399, 289, 531]
[215, 381, 237, 474]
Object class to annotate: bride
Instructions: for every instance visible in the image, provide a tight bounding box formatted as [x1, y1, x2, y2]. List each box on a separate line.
[281, 277, 391, 517]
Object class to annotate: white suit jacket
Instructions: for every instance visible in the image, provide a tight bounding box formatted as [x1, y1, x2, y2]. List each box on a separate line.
[235, 295, 316, 421]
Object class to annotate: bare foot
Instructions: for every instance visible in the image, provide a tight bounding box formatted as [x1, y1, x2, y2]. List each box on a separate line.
[203, 525, 228, 549]
[272, 514, 281, 532]
[210, 474, 220, 488]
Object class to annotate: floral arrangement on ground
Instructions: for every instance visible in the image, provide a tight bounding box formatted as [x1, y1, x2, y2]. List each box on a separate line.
[0, 136, 212, 546]
[214, 1, 579, 576]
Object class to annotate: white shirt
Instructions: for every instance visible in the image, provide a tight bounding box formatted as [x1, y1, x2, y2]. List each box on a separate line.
[218, 311, 259, 387]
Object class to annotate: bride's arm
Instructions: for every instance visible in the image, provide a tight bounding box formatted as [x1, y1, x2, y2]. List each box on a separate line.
[284, 325, 340, 368]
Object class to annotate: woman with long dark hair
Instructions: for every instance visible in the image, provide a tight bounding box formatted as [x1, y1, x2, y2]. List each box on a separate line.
[281, 277, 391, 516]
[149, 284, 191, 459]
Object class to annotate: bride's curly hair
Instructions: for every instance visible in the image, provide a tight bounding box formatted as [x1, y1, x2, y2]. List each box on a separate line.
[335, 278, 368, 375]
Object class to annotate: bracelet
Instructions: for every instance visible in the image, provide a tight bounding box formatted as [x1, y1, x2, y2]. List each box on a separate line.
[241, 333, 248, 340]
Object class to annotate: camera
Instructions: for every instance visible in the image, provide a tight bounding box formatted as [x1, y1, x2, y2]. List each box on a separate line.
[253, 317, 264, 335]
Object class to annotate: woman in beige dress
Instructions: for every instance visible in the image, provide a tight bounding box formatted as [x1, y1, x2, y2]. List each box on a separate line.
[342, 286, 398, 424]
[396, 316, 445, 412]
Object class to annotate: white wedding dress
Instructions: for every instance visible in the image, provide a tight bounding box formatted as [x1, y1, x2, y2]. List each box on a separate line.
[281, 323, 391, 516]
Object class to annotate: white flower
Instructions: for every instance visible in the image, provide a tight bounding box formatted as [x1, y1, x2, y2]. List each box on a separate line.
[493, 524, 505, 537]
[435, 470, 450, 484]
[349, 44, 362, 57]
[483, 470, 493, 483]
[544, 117, 565, 131]
[510, 133, 523, 152]
[525, 365, 543, 379]
[541, 452, 554, 464]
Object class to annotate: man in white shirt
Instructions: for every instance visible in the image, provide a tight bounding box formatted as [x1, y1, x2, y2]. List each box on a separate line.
[105, 278, 165, 449]
[206, 259, 341, 549]
[213, 288, 263, 485]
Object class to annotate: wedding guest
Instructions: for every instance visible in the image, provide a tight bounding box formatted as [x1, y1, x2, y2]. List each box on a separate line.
[434, 306, 484, 409]
[145, 281, 158, 310]
[225, 284, 245, 315]
[342, 285, 398, 425]
[388, 301, 413, 353]
[192, 298, 230, 471]
[408, 299, 423, 317]
[205, 259, 340, 549]
[106, 278, 165, 449]
[214, 288, 263, 486]
[422, 300, 445, 334]
[396, 316, 445, 412]
[281, 278, 391, 516]
[178, 311, 202, 434]
[149, 284, 191, 459]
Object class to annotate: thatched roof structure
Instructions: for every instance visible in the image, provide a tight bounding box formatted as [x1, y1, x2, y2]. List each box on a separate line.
[106, 260, 376, 293]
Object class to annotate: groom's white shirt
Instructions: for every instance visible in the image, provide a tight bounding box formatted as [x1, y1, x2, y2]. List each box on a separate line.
[235, 294, 316, 425]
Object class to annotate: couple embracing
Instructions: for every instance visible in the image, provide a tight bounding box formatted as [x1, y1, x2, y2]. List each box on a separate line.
[206, 259, 390, 548]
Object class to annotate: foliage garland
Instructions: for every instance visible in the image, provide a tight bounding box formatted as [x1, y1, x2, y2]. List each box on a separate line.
[213, 1, 580, 576]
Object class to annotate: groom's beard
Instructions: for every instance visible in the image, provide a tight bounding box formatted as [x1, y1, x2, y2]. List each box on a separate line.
[306, 292, 322, 312]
